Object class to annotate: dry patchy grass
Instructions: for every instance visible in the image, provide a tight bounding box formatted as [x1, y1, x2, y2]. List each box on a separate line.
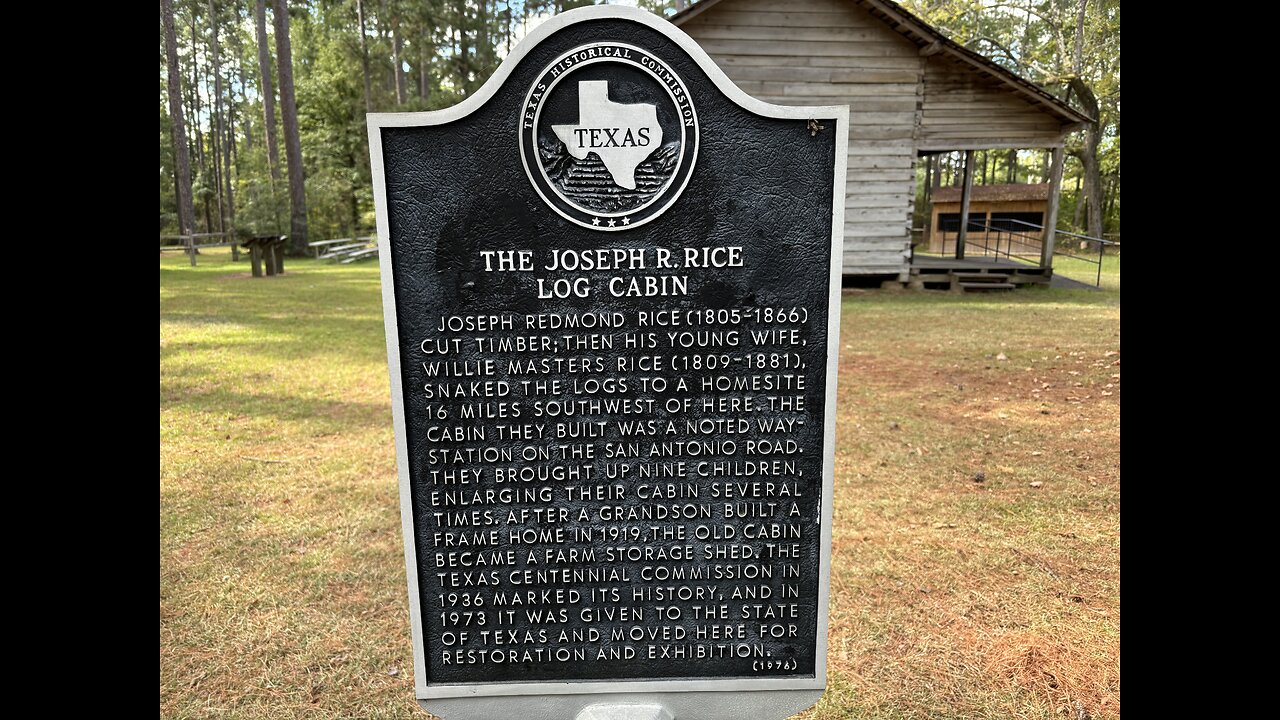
[810, 285, 1120, 719]
[160, 249, 1118, 719]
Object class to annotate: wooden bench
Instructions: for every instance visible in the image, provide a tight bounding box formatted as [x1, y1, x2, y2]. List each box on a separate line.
[311, 236, 378, 264]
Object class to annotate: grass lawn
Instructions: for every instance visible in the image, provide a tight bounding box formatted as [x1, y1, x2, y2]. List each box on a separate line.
[160, 248, 1119, 719]
[1052, 252, 1120, 292]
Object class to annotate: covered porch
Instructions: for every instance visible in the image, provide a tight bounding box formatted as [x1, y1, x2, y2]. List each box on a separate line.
[908, 144, 1111, 292]
[908, 255, 1049, 292]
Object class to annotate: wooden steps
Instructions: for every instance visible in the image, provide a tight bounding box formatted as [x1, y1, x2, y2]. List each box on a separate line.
[953, 272, 1012, 293]
[907, 258, 1052, 292]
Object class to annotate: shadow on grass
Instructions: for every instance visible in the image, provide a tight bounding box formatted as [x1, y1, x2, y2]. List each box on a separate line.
[161, 387, 391, 433]
[159, 313, 387, 365]
[842, 285, 1119, 312]
[161, 259, 389, 365]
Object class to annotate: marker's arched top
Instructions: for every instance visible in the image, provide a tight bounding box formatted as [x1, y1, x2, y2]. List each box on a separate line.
[366, 4, 849, 129]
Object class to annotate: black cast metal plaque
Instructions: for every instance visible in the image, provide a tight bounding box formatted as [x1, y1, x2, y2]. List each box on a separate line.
[369, 6, 846, 713]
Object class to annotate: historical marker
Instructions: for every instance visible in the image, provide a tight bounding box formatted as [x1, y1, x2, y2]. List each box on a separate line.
[369, 6, 846, 719]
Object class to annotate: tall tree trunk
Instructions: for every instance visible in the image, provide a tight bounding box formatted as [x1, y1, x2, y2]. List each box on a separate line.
[1069, 77, 1104, 241]
[212, 0, 238, 260]
[1103, 175, 1117, 232]
[228, 57, 241, 261]
[273, 0, 308, 256]
[350, 158, 361, 239]
[923, 154, 933, 205]
[392, 18, 406, 105]
[457, 1, 471, 94]
[238, 48, 252, 152]
[189, 9, 205, 182]
[1066, 0, 1103, 242]
[227, 4, 244, 260]
[418, 39, 431, 101]
[505, 0, 512, 55]
[381, 0, 393, 93]
[163, 0, 197, 265]
[477, 0, 492, 85]
[1072, 0, 1087, 74]
[255, 0, 281, 183]
[1006, 149, 1017, 183]
[200, 28, 216, 235]
[1072, 175, 1084, 230]
[357, 0, 373, 112]
[923, 154, 935, 245]
[209, 0, 227, 240]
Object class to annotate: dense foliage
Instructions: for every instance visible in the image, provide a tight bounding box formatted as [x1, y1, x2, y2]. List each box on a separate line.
[160, 0, 595, 243]
[159, 0, 1119, 244]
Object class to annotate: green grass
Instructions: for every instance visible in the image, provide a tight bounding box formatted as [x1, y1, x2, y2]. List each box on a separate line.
[1052, 252, 1120, 292]
[161, 248, 1119, 719]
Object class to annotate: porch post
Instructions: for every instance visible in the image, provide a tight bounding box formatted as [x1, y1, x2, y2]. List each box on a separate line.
[1041, 146, 1065, 269]
[956, 149, 974, 260]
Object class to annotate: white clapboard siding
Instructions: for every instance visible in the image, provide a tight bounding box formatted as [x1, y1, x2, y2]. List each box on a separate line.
[919, 53, 1064, 150]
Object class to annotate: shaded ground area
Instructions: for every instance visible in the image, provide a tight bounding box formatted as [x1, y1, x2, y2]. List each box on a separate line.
[1049, 273, 1097, 290]
[160, 249, 1119, 719]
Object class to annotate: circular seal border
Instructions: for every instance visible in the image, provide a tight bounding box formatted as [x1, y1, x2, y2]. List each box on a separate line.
[519, 42, 699, 232]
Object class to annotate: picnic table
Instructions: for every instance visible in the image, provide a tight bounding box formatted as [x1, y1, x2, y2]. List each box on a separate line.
[241, 235, 288, 277]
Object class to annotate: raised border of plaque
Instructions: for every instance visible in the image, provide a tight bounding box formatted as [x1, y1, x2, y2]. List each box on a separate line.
[368, 6, 848, 719]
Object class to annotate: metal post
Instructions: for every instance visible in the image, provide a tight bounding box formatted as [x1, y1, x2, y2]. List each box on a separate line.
[956, 149, 974, 261]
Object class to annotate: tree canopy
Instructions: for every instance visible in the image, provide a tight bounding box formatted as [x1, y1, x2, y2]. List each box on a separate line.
[903, 0, 1120, 238]
[160, 0, 1119, 243]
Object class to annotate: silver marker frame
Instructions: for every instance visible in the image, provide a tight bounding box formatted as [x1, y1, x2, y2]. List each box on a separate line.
[368, 5, 848, 717]
[520, 42, 697, 229]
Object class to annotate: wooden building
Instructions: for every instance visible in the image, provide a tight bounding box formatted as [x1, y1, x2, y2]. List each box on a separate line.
[672, 0, 1091, 281]
[930, 183, 1048, 257]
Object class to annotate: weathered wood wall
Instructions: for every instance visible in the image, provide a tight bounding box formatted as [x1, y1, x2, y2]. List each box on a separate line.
[678, 0, 1074, 277]
[680, 0, 919, 276]
[919, 53, 1065, 151]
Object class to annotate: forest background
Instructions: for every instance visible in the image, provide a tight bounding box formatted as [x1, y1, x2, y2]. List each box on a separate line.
[158, 0, 1119, 254]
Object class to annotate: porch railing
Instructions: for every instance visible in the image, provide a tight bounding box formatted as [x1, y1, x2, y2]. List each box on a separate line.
[1050, 226, 1119, 287]
[926, 219, 1118, 287]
